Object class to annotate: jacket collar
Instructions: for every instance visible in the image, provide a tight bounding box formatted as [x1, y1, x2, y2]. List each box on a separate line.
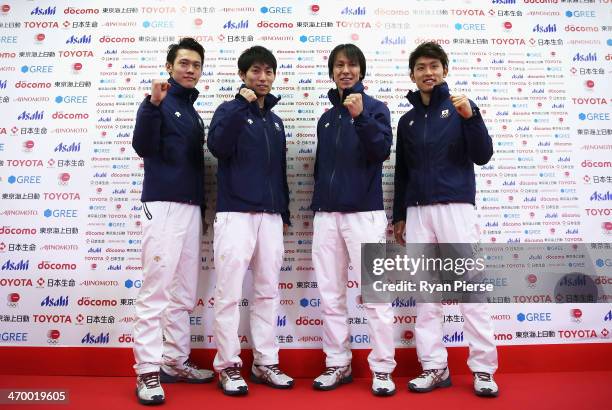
[406, 82, 450, 111]
[167, 77, 199, 103]
[237, 84, 280, 113]
[328, 81, 365, 107]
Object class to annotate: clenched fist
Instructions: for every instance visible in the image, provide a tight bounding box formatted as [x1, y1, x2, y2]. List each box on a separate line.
[150, 80, 170, 106]
[239, 87, 257, 103]
[450, 94, 473, 119]
[343, 93, 363, 118]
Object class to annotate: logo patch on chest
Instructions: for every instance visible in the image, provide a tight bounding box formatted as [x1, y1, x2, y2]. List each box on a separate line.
[274, 122, 281, 131]
[174, 111, 181, 118]
[247, 118, 253, 125]
[440, 109, 449, 119]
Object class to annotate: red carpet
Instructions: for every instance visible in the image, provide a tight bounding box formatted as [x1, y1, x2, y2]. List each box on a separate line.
[0, 372, 610, 410]
[1, 344, 611, 409]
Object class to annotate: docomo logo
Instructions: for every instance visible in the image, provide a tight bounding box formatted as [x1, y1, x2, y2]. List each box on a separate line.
[52, 112, 89, 120]
[603, 221, 612, 234]
[15, 81, 51, 89]
[47, 329, 60, 344]
[1, 4, 10, 13]
[37, 261, 77, 270]
[77, 297, 117, 307]
[118, 333, 134, 343]
[257, 21, 294, 28]
[571, 308, 582, 322]
[64, 7, 98, 14]
[99, 36, 135, 43]
[295, 316, 323, 326]
[0, 226, 37, 235]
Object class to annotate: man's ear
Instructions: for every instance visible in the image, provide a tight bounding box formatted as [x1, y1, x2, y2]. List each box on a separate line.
[238, 70, 246, 82]
[166, 62, 173, 75]
[443, 67, 448, 78]
[410, 72, 415, 83]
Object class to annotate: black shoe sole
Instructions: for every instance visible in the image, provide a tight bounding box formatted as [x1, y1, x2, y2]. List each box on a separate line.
[135, 388, 165, 405]
[408, 376, 452, 393]
[217, 380, 249, 396]
[475, 388, 499, 397]
[313, 374, 353, 391]
[372, 388, 396, 397]
[159, 369, 214, 384]
[250, 372, 294, 389]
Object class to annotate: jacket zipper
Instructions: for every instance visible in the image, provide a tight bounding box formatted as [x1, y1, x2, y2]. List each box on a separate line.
[328, 111, 342, 205]
[422, 111, 428, 205]
[262, 113, 275, 211]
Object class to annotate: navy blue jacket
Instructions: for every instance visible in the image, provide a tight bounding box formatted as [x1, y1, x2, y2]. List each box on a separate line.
[392, 82, 493, 223]
[207, 88, 290, 224]
[310, 82, 392, 212]
[132, 77, 205, 206]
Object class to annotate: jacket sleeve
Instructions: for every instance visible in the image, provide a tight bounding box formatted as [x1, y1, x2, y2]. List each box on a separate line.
[280, 120, 291, 226]
[207, 97, 250, 160]
[462, 103, 493, 166]
[132, 96, 162, 158]
[353, 100, 393, 163]
[392, 119, 408, 224]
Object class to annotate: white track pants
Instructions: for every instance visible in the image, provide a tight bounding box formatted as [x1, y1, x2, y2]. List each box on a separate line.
[133, 201, 201, 375]
[405, 203, 498, 374]
[212, 212, 284, 371]
[312, 211, 396, 373]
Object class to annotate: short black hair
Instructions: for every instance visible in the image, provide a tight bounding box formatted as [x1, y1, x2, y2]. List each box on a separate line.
[237, 46, 277, 74]
[166, 37, 205, 65]
[409, 42, 448, 73]
[328, 44, 366, 81]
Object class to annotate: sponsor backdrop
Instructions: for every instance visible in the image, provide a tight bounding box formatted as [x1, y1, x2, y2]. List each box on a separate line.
[0, 0, 610, 350]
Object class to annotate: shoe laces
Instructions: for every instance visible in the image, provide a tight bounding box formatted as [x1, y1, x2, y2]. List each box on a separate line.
[183, 359, 200, 370]
[224, 366, 243, 381]
[140, 372, 160, 389]
[259, 364, 283, 375]
[374, 372, 389, 381]
[475, 372, 492, 382]
[418, 368, 444, 379]
[321, 366, 343, 376]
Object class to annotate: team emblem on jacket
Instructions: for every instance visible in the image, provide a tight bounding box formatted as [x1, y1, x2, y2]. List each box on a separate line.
[175, 111, 181, 118]
[440, 109, 449, 119]
[274, 122, 281, 131]
[247, 118, 253, 125]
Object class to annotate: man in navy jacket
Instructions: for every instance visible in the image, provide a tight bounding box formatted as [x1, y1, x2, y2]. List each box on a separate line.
[393, 42, 498, 397]
[132, 38, 213, 405]
[207, 46, 293, 396]
[311, 44, 396, 396]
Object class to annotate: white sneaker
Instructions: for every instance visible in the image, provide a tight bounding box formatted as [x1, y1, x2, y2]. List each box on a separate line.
[250, 364, 294, 389]
[372, 372, 395, 396]
[473, 372, 499, 397]
[160, 359, 214, 384]
[218, 365, 248, 396]
[313, 365, 353, 391]
[136, 372, 165, 405]
[408, 368, 451, 393]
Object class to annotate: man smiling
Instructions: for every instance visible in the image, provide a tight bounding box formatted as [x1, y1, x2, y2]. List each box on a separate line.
[132, 37, 212, 406]
[311, 44, 396, 396]
[393, 41, 498, 397]
[207, 45, 292, 396]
